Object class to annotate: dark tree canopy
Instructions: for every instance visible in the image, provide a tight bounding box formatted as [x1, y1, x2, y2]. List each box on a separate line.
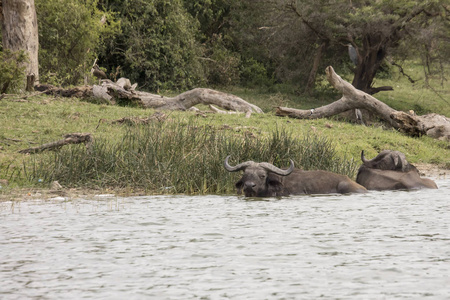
[233, 0, 449, 93]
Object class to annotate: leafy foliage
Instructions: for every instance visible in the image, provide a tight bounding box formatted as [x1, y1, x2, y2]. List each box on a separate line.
[98, 0, 204, 91]
[239, 57, 273, 88]
[0, 49, 28, 93]
[202, 33, 241, 85]
[184, 0, 236, 42]
[184, 0, 252, 86]
[36, 0, 119, 86]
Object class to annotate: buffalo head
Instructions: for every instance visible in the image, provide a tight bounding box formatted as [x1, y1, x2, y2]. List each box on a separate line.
[224, 156, 294, 197]
[361, 150, 416, 172]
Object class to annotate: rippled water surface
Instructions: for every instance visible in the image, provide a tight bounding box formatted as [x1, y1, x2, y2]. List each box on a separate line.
[1, 179, 450, 299]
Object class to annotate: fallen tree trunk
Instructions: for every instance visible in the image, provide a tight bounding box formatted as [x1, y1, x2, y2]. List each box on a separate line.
[35, 79, 263, 116]
[18, 133, 93, 154]
[276, 66, 450, 141]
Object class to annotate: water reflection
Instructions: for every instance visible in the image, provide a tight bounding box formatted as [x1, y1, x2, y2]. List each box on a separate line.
[1, 179, 449, 299]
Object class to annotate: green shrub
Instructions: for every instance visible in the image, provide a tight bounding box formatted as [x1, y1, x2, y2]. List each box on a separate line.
[0, 49, 27, 93]
[98, 0, 204, 91]
[36, 0, 119, 86]
[239, 57, 274, 87]
[202, 34, 241, 86]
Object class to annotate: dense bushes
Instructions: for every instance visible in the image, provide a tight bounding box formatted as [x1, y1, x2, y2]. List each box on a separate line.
[33, 0, 271, 90]
[0, 49, 27, 93]
[36, 0, 118, 86]
[97, 0, 205, 91]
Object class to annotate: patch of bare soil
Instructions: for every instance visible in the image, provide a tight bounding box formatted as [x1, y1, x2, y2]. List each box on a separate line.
[414, 163, 449, 180]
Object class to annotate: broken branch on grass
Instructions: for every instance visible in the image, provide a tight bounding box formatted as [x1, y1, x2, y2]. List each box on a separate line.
[18, 133, 94, 154]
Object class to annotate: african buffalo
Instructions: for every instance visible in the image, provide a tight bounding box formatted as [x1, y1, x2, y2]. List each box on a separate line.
[356, 150, 438, 190]
[224, 156, 367, 197]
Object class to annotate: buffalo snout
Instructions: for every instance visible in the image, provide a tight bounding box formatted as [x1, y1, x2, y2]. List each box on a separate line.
[244, 181, 256, 189]
[243, 181, 257, 194]
[236, 179, 257, 196]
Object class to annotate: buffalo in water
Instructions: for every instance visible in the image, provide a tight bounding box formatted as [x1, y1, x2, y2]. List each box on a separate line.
[224, 156, 367, 197]
[356, 150, 438, 190]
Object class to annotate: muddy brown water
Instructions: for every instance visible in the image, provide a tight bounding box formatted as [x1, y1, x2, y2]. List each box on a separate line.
[1, 178, 449, 299]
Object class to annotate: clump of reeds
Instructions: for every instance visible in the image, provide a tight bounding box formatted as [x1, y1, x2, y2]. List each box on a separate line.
[22, 120, 358, 194]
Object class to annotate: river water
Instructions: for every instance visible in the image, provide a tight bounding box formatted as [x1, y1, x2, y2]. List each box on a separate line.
[1, 178, 449, 299]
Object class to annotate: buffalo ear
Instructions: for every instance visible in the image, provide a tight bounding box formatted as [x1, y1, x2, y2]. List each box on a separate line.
[392, 154, 401, 169]
[267, 173, 283, 194]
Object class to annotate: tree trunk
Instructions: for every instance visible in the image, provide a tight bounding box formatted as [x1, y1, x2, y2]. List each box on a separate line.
[352, 35, 382, 92]
[350, 5, 426, 95]
[351, 34, 393, 95]
[1, 0, 39, 87]
[276, 66, 450, 141]
[305, 41, 328, 93]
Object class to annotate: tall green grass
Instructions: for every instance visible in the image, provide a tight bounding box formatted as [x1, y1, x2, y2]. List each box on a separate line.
[21, 120, 357, 195]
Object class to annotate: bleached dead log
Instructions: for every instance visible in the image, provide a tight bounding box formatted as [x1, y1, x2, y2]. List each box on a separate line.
[35, 79, 262, 115]
[276, 66, 450, 141]
[103, 82, 263, 114]
[93, 85, 113, 104]
[390, 112, 450, 141]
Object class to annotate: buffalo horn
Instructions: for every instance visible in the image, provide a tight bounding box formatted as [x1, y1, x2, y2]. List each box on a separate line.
[224, 155, 254, 172]
[259, 160, 295, 176]
[361, 150, 370, 165]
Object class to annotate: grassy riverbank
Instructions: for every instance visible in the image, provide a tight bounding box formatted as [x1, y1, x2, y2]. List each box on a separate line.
[1, 65, 449, 197]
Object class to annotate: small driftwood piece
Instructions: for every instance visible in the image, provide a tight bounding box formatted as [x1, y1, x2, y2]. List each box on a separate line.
[208, 104, 239, 114]
[276, 66, 450, 141]
[18, 133, 93, 154]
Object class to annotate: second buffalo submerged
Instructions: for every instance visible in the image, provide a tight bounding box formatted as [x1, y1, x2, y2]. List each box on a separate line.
[356, 150, 438, 190]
